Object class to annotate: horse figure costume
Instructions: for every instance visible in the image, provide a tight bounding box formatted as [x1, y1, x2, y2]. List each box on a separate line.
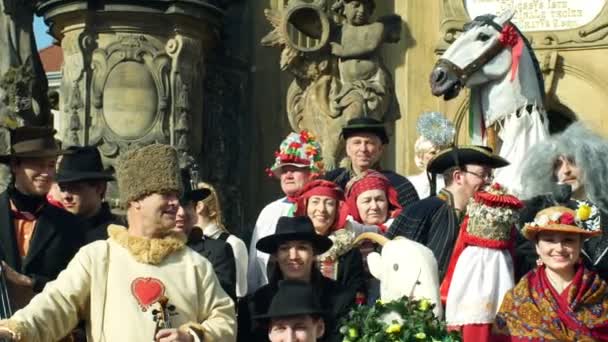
[430, 11, 548, 195]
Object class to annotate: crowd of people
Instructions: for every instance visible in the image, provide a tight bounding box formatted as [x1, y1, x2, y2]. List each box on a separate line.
[0, 113, 607, 341]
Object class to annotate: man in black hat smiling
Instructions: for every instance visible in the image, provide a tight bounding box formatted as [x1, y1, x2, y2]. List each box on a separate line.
[386, 145, 509, 281]
[325, 117, 419, 207]
[255, 280, 325, 342]
[55, 146, 120, 243]
[239, 216, 355, 342]
[0, 127, 84, 311]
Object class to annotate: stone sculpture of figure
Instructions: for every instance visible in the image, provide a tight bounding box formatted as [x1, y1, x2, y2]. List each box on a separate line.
[329, 0, 401, 123]
[0, 0, 51, 127]
[261, 0, 402, 170]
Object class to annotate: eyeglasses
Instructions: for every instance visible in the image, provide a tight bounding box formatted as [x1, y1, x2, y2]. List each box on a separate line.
[462, 169, 493, 182]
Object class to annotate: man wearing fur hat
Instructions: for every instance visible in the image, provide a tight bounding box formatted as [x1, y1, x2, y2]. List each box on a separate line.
[386, 145, 509, 280]
[0, 144, 236, 341]
[517, 123, 608, 280]
[247, 131, 323, 294]
[0, 126, 84, 313]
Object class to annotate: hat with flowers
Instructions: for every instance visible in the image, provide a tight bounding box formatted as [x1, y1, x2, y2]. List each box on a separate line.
[522, 203, 602, 240]
[267, 130, 324, 177]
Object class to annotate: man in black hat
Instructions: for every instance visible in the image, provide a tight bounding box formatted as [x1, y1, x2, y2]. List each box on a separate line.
[55, 146, 121, 244]
[255, 280, 325, 342]
[239, 216, 355, 342]
[324, 117, 419, 207]
[386, 145, 509, 281]
[0, 126, 85, 312]
[176, 168, 237, 301]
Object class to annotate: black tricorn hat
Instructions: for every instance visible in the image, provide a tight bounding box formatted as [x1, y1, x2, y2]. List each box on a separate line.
[0, 126, 64, 163]
[180, 169, 211, 203]
[254, 280, 324, 319]
[56, 146, 115, 183]
[340, 117, 389, 144]
[256, 216, 332, 254]
[427, 145, 509, 174]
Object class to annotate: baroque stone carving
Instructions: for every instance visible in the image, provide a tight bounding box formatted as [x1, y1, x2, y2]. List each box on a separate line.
[261, 0, 402, 169]
[89, 35, 171, 158]
[0, 0, 51, 128]
[438, 0, 608, 52]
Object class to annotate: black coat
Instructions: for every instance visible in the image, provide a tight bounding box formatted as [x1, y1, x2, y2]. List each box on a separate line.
[0, 191, 85, 293]
[335, 248, 366, 295]
[238, 270, 356, 342]
[82, 202, 125, 244]
[187, 229, 237, 302]
[325, 167, 419, 208]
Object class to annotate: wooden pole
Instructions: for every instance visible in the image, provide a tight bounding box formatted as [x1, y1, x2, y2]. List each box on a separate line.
[487, 124, 497, 152]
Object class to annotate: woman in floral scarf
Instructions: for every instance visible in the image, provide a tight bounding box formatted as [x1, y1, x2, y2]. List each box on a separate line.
[294, 179, 366, 299]
[493, 205, 608, 341]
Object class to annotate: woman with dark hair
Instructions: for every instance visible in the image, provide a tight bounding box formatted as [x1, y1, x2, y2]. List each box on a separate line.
[238, 216, 356, 342]
[493, 205, 608, 341]
[294, 179, 366, 299]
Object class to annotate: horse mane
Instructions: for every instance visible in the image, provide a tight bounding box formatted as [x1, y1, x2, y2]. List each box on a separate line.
[466, 15, 545, 103]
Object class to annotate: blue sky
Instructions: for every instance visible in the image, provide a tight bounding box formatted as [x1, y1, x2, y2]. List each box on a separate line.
[34, 16, 53, 49]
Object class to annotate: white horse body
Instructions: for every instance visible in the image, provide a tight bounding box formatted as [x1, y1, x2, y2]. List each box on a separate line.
[431, 11, 549, 195]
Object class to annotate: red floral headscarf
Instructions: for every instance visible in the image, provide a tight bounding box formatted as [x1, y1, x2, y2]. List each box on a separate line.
[295, 180, 346, 231]
[343, 170, 402, 226]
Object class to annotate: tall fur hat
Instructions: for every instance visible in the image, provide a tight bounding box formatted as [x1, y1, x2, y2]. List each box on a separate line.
[116, 144, 182, 205]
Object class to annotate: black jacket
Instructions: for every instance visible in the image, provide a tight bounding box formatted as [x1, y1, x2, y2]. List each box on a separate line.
[335, 248, 366, 295]
[325, 167, 419, 208]
[239, 270, 356, 342]
[187, 228, 237, 302]
[82, 202, 124, 244]
[0, 191, 85, 293]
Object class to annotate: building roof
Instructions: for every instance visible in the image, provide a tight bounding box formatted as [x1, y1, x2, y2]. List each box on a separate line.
[39, 44, 63, 73]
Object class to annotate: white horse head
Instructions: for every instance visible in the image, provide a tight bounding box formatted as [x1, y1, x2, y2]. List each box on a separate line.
[430, 11, 549, 195]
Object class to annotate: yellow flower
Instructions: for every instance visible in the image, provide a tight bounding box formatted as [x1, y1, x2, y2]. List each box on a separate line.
[376, 299, 384, 305]
[577, 204, 592, 221]
[415, 332, 427, 339]
[348, 328, 358, 339]
[418, 299, 431, 312]
[385, 324, 401, 334]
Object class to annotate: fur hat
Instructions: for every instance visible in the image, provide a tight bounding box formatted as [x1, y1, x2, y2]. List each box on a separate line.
[116, 144, 182, 205]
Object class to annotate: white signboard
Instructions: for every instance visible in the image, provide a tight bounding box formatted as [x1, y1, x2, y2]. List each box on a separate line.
[465, 0, 606, 32]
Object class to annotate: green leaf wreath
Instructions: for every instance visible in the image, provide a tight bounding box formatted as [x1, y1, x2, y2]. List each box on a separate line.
[339, 297, 461, 342]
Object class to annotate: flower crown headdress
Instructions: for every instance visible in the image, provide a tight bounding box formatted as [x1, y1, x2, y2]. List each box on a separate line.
[267, 130, 324, 177]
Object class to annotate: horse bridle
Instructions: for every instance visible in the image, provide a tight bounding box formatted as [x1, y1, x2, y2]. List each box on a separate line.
[435, 19, 507, 84]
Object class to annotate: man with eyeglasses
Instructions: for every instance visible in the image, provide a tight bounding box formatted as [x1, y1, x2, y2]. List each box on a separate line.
[386, 145, 509, 281]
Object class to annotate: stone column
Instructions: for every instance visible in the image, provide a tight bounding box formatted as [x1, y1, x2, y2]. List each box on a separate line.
[36, 1, 228, 170]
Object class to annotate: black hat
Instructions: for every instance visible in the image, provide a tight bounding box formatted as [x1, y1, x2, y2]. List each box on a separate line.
[254, 280, 324, 319]
[256, 216, 332, 254]
[180, 169, 211, 203]
[0, 126, 64, 163]
[341, 117, 389, 144]
[427, 145, 509, 174]
[56, 146, 115, 183]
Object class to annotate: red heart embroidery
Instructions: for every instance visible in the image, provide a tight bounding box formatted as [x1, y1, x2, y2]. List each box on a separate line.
[131, 277, 165, 309]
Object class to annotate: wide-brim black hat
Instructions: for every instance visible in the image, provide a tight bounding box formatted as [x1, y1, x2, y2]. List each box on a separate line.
[256, 216, 332, 254]
[340, 117, 389, 144]
[56, 146, 115, 183]
[254, 280, 325, 319]
[427, 145, 509, 174]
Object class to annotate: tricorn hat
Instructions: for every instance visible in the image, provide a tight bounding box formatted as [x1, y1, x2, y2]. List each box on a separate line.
[0, 126, 64, 163]
[116, 144, 182, 205]
[427, 145, 509, 174]
[180, 168, 211, 203]
[56, 146, 115, 183]
[340, 117, 389, 144]
[256, 216, 332, 255]
[254, 280, 324, 319]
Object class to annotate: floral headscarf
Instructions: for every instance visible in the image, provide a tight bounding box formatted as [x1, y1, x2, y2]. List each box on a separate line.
[295, 180, 345, 231]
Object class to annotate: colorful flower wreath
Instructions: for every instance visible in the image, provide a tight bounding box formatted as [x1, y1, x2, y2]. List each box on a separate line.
[267, 130, 324, 177]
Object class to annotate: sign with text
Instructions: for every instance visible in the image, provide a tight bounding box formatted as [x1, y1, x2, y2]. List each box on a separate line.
[465, 0, 606, 32]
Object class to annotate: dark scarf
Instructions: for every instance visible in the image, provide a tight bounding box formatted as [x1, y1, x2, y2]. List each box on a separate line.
[8, 185, 46, 219]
